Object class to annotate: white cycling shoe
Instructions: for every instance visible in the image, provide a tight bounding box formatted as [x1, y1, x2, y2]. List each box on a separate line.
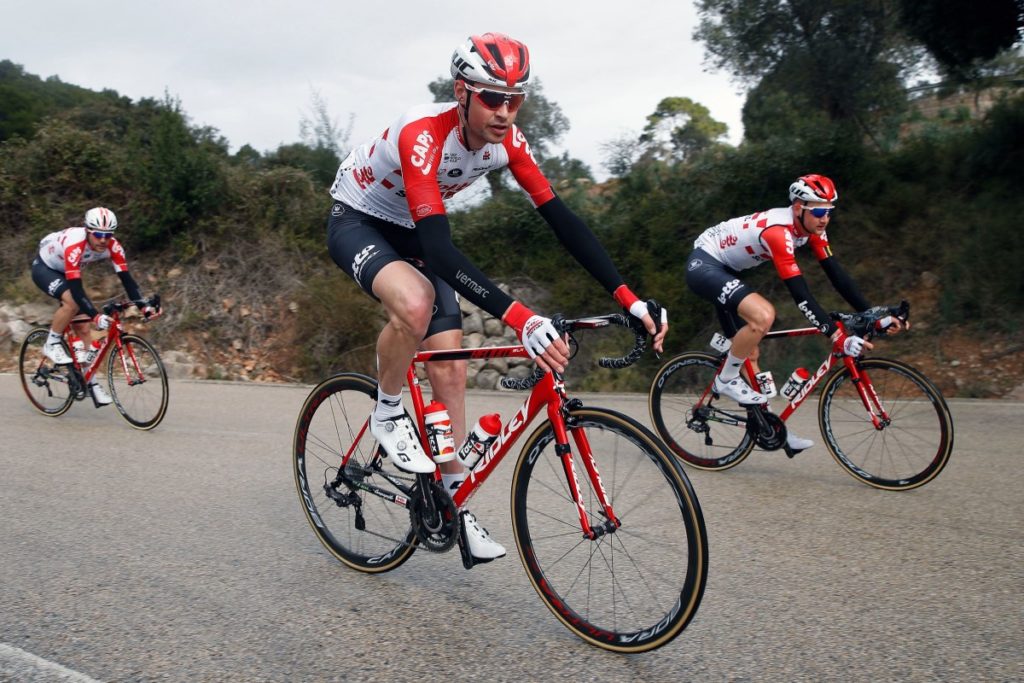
[786, 432, 814, 451]
[90, 381, 112, 406]
[461, 510, 506, 561]
[370, 414, 436, 474]
[43, 340, 72, 365]
[713, 375, 768, 405]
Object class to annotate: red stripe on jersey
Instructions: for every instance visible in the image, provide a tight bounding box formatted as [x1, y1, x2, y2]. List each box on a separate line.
[756, 217, 768, 228]
[745, 246, 755, 255]
[381, 179, 394, 189]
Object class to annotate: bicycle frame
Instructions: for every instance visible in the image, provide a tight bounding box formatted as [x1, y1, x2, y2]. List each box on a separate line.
[65, 310, 150, 389]
[737, 324, 891, 430]
[341, 343, 620, 540]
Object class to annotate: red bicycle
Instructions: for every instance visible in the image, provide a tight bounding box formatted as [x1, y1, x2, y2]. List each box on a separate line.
[293, 312, 707, 653]
[18, 296, 169, 430]
[648, 302, 954, 490]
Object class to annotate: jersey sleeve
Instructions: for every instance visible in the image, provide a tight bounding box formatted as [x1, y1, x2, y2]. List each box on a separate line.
[398, 116, 447, 220]
[761, 226, 803, 280]
[808, 232, 832, 261]
[63, 239, 87, 279]
[109, 239, 129, 273]
[504, 126, 555, 207]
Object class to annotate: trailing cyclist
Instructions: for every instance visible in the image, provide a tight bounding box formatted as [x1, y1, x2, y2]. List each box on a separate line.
[326, 32, 667, 563]
[31, 207, 160, 406]
[685, 174, 906, 452]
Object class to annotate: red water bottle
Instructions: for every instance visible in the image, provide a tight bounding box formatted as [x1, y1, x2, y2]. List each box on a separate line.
[456, 413, 502, 470]
[423, 401, 456, 463]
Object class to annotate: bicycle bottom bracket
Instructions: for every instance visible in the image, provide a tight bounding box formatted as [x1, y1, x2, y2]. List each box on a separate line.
[746, 406, 787, 450]
[410, 479, 458, 552]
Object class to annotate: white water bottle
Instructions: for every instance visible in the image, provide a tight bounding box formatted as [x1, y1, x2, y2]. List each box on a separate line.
[780, 367, 810, 399]
[71, 339, 87, 365]
[755, 370, 777, 398]
[456, 413, 502, 470]
[423, 401, 456, 463]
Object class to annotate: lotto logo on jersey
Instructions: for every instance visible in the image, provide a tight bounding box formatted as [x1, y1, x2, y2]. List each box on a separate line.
[719, 234, 738, 249]
[409, 130, 435, 175]
[68, 246, 82, 265]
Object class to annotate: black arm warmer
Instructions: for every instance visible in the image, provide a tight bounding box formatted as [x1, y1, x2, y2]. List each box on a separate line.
[68, 279, 98, 319]
[117, 271, 143, 303]
[819, 257, 870, 312]
[783, 274, 836, 336]
[535, 196, 624, 294]
[415, 213, 514, 320]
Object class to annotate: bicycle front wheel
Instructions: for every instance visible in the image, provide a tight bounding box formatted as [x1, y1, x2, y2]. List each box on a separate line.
[511, 407, 708, 653]
[819, 357, 954, 491]
[293, 373, 417, 573]
[107, 334, 169, 430]
[19, 328, 76, 417]
[649, 351, 755, 470]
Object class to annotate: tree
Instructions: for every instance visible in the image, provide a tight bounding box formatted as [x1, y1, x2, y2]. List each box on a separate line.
[639, 97, 729, 163]
[896, 0, 1023, 81]
[694, 0, 918, 141]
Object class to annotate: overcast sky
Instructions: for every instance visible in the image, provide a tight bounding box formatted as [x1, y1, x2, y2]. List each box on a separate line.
[3, 0, 746, 181]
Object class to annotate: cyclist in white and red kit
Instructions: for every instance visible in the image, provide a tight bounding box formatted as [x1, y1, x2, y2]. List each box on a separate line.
[686, 174, 906, 451]
[327, 32, 666, 562]
[31, 207, 158, 406]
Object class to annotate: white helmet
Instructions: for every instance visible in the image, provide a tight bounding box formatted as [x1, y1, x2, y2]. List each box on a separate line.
[450, 32, 531, 90]
[84, 207, 118, 232]
[788, 174, 838, 204]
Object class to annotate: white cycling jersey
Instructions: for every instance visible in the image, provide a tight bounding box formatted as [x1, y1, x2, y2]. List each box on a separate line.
[329, 102, 552, 228]
[693, 207, 830, 277]
[38, 227, 128, 278]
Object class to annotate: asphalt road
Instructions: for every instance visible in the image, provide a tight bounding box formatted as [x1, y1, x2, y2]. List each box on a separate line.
[0, 373, 1020, 682]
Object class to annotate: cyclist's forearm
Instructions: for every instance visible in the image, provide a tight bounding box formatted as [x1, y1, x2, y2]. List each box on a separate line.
[68, 278, 98, 318]
[783, 274, 836, 336]
[117, 271, 143, 303]
[819, 257, 869, 311]
[536, 196, 623, 293]
[415, 213, 514, 319]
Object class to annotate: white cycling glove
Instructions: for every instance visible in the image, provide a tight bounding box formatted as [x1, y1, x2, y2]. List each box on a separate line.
[94, 314, 112, 331]
[832, 329, 866, 357]
[503, 301, 559, 359]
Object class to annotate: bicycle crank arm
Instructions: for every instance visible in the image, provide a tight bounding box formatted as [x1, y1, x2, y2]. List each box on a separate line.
[745, 406, 788, 451]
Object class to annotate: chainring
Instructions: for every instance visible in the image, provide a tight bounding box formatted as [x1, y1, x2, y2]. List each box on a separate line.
[748, 407, 788, 450]
[409, 479, 459, 553]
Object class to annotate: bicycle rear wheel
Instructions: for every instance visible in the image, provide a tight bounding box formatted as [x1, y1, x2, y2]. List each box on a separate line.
[107, 334, 169, 430]
[819, 357, 954, 490]
[293, 373, 417, 573]
[19, 328, 75, 416]
[648, 351, 755, 470]
[511, 407, 708, 653]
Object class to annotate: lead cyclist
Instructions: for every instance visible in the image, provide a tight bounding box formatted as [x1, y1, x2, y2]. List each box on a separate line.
[325, 32, 667, 564]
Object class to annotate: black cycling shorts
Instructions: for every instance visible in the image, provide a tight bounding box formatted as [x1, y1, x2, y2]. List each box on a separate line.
[684, 248, 754, 338]
[326, 202, 462, 338]
[31, 258, 71, 300]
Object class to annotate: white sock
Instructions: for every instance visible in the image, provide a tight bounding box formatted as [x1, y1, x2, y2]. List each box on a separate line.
[373, 388, 404, 421]
[718, 352, 746, 382]
[47, 330, 63, 344]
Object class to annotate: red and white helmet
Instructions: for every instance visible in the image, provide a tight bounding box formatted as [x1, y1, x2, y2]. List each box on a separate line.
[789, 174, 838, 204]
[84, 207, 118, 232]
[450, 32, 531, 90]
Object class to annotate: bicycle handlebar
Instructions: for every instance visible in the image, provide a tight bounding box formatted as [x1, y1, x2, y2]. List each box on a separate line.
[830, 300, 910, 339]
[102, 294, 162, 317]
[499, 310, 650, 391]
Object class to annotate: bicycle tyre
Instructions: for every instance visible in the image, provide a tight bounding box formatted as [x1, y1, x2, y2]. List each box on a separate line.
[818, 357, 954, 491]
[19, 328, 75, 417]
[293, 373, 417, 573]
[107, 334, 169, 430]
[649, 351, 755, 470]
[511, 406, 708, 653]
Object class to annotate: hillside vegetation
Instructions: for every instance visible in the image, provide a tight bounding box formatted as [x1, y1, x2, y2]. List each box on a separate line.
[2, 50, 1023, 395]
